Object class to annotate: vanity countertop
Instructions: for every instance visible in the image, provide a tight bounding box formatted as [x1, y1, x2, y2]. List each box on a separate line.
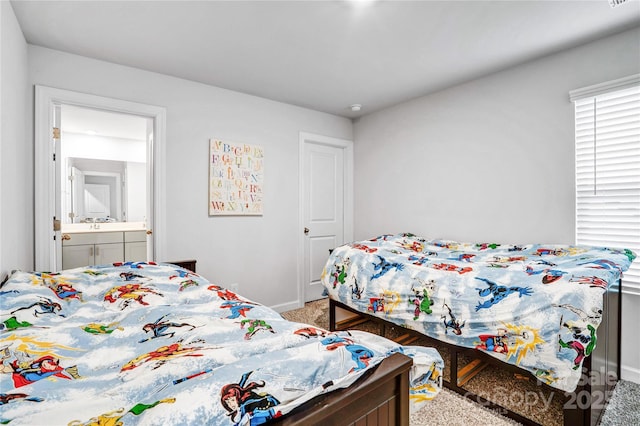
[61, 222, 147, 234]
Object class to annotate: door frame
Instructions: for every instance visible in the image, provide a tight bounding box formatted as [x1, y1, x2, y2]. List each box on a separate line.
[34, 86, 167, 271]
[298, 132, 354, 308]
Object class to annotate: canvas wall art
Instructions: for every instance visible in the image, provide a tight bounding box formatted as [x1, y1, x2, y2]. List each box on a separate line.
[209, 139, 264, 215]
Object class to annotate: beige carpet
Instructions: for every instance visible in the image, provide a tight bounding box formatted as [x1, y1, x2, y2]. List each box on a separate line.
[410, 387, 520, 426]
[281, 299, 522, 426]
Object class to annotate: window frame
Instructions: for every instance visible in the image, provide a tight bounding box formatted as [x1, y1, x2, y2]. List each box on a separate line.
[570, 74, 640, 295]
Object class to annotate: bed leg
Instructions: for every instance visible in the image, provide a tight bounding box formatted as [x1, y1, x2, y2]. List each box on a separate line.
[563, 375, 591, 426]
[450, 347, 460, 391]
[329, 298, 336, 331]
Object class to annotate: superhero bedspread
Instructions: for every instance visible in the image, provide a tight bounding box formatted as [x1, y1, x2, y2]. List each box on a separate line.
[322, 233, 637, 393]
[0, 263, 443, 425]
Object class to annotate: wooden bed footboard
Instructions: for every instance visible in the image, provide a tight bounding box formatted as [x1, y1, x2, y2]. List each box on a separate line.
[163, 259, 197, 272]
[329, 279, 621, 426]
[274, 352, 413, 426]
[564, 278, 621, 426]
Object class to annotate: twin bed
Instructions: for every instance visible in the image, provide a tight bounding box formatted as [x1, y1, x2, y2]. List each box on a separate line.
[0, 262, 442, 425]
[321, 233, 636, 426]
[1, 231, 634, 426]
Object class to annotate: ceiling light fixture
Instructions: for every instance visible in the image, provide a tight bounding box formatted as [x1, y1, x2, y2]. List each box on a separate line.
[350, 104, 362, 112]
[348, 0, 376, 7]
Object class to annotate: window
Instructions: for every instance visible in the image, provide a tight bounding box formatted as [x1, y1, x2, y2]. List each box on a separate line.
[571, 75, 640, 292]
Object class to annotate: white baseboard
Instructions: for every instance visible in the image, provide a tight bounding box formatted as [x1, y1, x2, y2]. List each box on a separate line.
[621, 364, 640, 384]
[270, 300, 303, 313]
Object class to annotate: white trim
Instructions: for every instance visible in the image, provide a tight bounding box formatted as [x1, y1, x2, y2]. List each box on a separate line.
[622, 281, 640, 297]
[621, 290, 640, 384]
[34, 86, 166, 271]
[298, 132, 354, 308]
[569, 73, 640, 102]
[269, 300, 301, 314]
[34, 87, 55, 270]
[621, 365, 640, 384]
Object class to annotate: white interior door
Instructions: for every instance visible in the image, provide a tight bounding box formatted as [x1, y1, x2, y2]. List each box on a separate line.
[70, 167, 85, 221]
[301, 135, 353, 302]
[84, 184, 111, 218]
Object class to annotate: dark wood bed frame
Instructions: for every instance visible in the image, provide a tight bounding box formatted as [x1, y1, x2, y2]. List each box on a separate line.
[164, 259, 197, 272]
[327, 280, 622, 426]
[164, 260, 414, 426]
[276, 352, 413, 425]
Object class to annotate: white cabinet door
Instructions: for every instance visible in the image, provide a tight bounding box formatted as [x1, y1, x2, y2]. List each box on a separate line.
[125, 242, 147, 262]
[62, 245, 94, 269]
[95, 243, 124, 265]
[124, 231, 147, 262]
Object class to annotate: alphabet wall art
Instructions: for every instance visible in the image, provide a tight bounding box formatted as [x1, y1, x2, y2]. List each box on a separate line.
[209, 139, 264, 215]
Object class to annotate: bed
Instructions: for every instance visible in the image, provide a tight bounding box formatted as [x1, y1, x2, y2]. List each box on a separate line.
[322, 233, 636, 426]
[0, 262, 443, 425]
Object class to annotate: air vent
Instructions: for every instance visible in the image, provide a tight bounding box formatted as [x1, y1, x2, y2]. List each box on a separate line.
[609, 0, 628, 7]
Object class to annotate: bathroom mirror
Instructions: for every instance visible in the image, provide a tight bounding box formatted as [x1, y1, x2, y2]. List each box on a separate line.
[60, 104, 148, 225]
[64, 157, 148, 223]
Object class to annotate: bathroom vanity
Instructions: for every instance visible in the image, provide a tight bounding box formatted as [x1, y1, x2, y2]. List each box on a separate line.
[61, 223, 147, 269]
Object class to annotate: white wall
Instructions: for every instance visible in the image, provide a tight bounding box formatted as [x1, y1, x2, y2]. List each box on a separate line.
[353, 26, 640, 382]
[27, 45, 352, 309]
[354, 26, 640, 244]
[0, 2, 31, 279]
[621, 293, 640, 382]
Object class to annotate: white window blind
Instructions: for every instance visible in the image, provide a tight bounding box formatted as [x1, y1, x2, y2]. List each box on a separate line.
[573, 82, 640, 293]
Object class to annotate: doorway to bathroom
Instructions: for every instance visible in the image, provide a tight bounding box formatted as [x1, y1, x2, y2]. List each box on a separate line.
[34, 86, 166, 271]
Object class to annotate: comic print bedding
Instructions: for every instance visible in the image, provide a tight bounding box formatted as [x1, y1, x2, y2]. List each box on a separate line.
[322, 233, 637, 393]
[0, 262, 443, 425]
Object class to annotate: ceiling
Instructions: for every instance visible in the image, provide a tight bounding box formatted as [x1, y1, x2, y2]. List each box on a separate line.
[11, 0, 640, 119]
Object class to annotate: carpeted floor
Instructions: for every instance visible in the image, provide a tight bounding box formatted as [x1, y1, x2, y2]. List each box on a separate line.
[599, 379, 640, 426]
[281, 298, 640, 426]
[281, 299, 519, 425]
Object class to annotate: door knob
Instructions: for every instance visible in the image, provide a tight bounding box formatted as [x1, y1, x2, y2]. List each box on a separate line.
[304, 227, 309, 235]
[146, 230, 153, 235]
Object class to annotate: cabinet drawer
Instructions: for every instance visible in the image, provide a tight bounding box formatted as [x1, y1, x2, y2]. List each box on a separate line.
[124, 230, 147, 243]
[62, 232, 123, 246]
